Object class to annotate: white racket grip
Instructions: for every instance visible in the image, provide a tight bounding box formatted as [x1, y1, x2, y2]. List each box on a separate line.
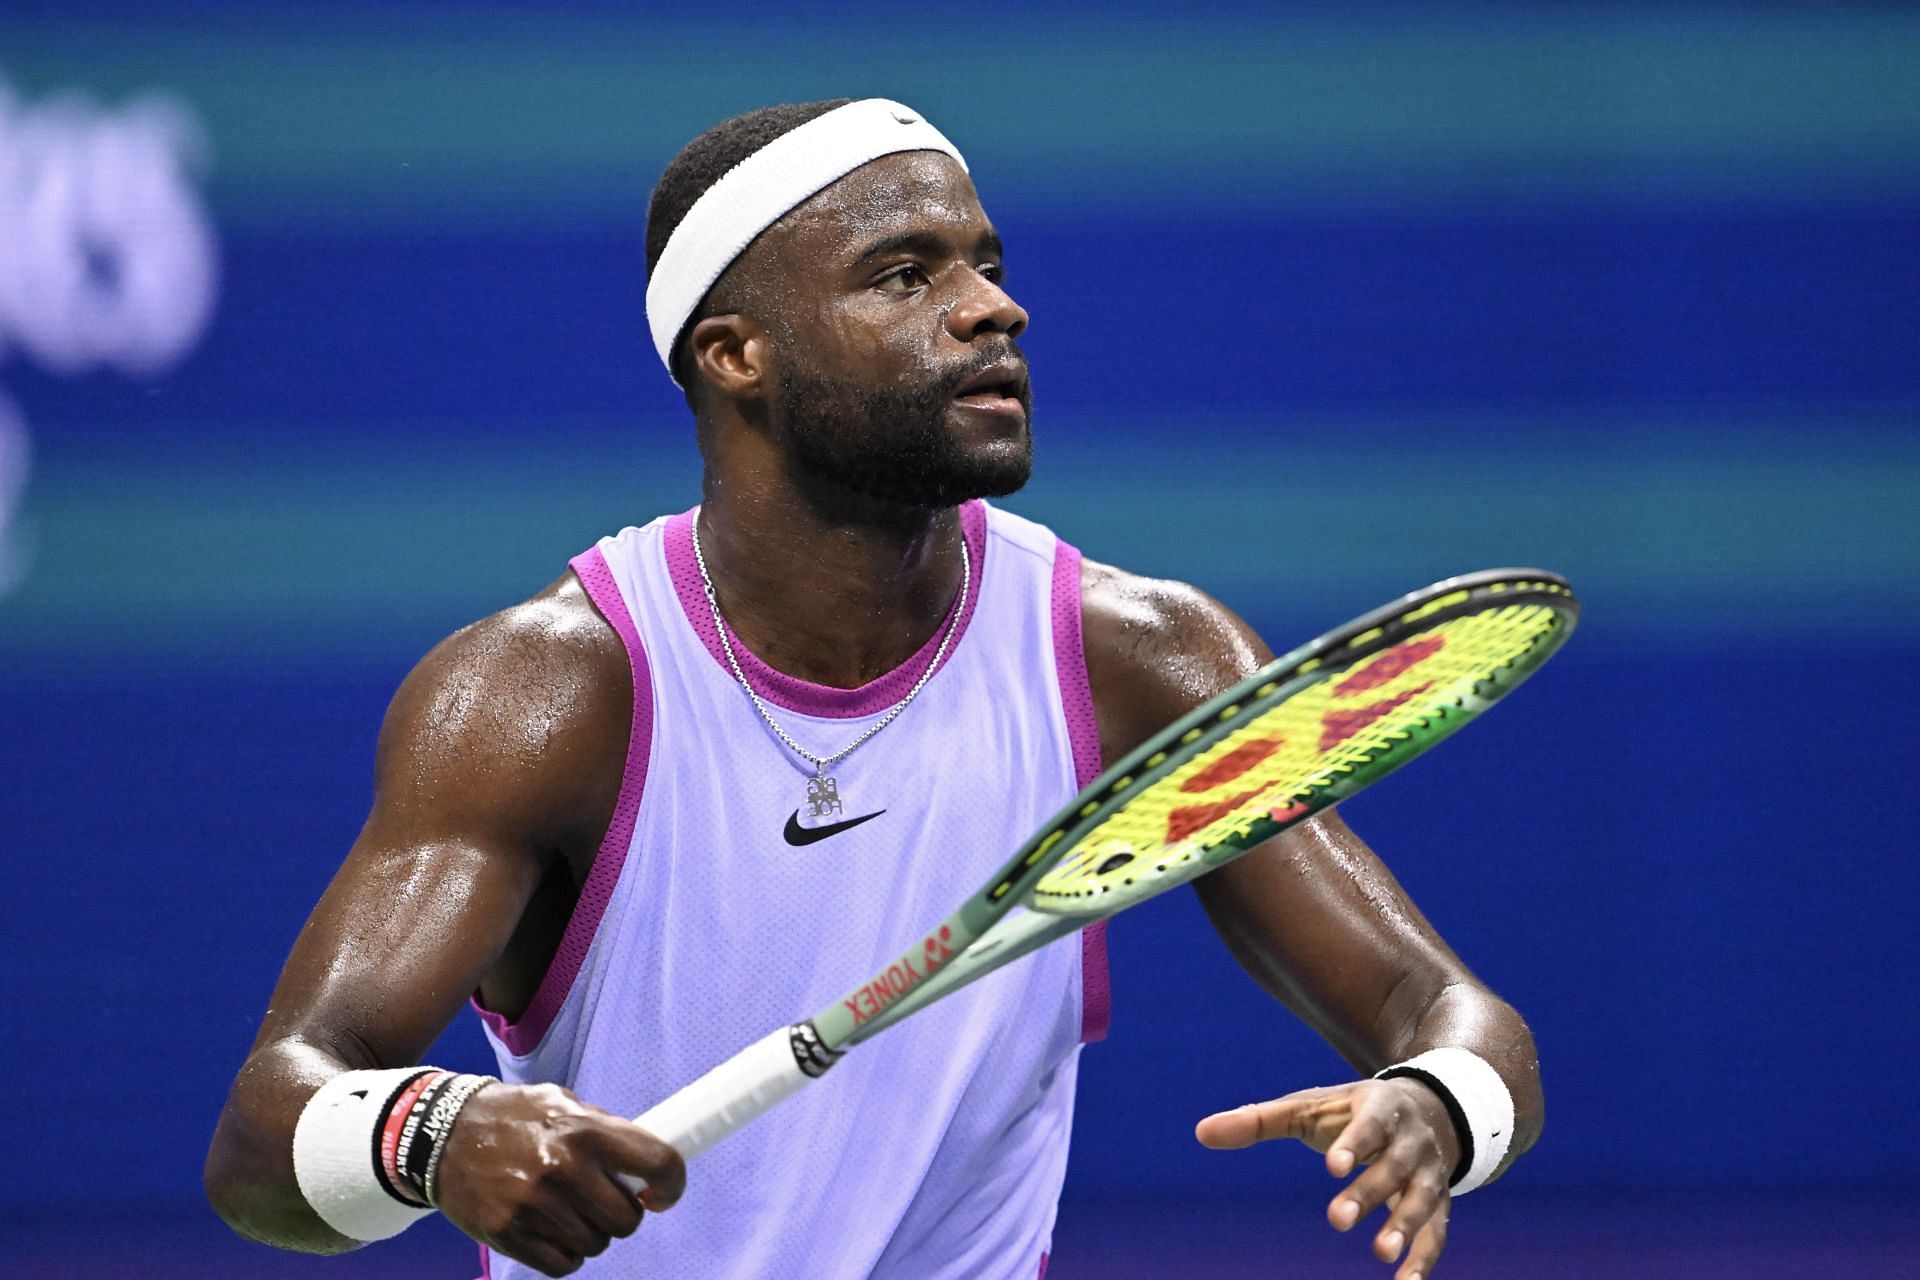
[618, 1025, 813, 1194]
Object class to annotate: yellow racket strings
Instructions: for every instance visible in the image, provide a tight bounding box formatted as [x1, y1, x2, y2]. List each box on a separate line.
[1030, 603, 1563, 907]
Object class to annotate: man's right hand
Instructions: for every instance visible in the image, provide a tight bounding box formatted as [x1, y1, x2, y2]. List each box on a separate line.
[435, 1083, 687, 1278]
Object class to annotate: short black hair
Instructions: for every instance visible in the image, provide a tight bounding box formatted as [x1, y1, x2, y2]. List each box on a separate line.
[646, 98, 854, 387]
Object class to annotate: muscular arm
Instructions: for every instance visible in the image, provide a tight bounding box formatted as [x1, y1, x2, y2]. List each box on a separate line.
[204, 573, 682, 1271]
[1080, 557, 1541, 1272]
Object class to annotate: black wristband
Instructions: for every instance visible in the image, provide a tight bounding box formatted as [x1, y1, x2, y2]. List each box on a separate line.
[397, 1072, 459, 1203]
[421, 1075, 497, 1207]
[370, 1069, 438, 1208]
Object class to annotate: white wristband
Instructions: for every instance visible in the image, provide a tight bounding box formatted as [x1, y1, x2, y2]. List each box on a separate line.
[1374, 1047, 1516, 1195]
[292, 1068, 439, 1242]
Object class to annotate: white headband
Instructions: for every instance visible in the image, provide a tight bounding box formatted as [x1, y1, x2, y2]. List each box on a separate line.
[645, 98, 969, 380]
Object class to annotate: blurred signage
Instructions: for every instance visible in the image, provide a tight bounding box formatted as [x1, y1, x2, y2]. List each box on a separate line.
[0, 79, 218, 593]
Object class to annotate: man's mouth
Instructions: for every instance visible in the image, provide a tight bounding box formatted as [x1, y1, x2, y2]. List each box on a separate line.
[953, 388, 1023, 413]
[951, 362, 1027, 416]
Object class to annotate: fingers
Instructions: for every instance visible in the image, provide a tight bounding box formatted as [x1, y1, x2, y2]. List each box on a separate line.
[431, 1084, 678, 1278]
[1194, 1085, 1349, 1151]
[1198, 1079, 1455, 1278]
[570, 1166, 646, 1242]
[488, 1172, 643, 1277]
[508, 1234, 581, 1279]
[1395, 1201, 1450, 1280]
[1323, 1094, 1397, 1179]
[600, 1116, 688, 1211]
[498, 1201, 592, 1277]
[1374, 1165, 1449, 1267]
[1328, 1132, 1425, 1232]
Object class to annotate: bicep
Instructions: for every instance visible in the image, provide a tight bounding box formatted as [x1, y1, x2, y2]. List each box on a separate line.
[255, 818, 543, 1070]
[204, 772, 551, 1250]
[207, 589, 627, 1242]
[250, 588, 626, 1067]
[206, 676, 556, 1243]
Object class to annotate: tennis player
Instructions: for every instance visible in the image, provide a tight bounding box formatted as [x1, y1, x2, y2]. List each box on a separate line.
[206, 99, 1541, 1280]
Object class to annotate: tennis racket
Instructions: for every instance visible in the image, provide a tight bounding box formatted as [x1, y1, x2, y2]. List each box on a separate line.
[620, 567, 1578, 1190]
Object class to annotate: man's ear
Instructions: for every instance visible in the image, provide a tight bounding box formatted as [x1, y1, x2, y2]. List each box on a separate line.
[687, 314, 769, 400]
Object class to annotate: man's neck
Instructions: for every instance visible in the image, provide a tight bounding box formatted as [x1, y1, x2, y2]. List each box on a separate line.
[694, 468, 969, 690]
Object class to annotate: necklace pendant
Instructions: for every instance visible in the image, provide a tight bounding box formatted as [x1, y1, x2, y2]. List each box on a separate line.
[692, 514, 969, 801]
[803, 771, 845, 820]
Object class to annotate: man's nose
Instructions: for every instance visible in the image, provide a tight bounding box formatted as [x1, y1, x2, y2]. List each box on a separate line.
[947, 268, 1028, 342]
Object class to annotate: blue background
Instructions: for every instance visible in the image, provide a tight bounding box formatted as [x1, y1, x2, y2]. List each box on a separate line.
[2, 3, 1916, 1275]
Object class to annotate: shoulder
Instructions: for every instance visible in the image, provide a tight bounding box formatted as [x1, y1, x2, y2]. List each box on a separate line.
[372, 570, 633, 852]
[387, 571, 629, 742]
[1078, 556, 1272, 762]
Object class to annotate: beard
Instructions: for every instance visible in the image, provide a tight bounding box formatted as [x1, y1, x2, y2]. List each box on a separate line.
[775, 347, 1033, 509]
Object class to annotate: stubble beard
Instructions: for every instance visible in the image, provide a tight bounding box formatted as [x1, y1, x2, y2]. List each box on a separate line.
[776, 358, 1034, 510]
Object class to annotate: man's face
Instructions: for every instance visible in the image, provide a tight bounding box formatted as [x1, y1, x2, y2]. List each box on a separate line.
[748, 152, 1032, 509]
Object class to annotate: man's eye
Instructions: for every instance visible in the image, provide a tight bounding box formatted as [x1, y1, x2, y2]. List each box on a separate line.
[979, 263, 1004, 284]
[882, 265, 930, 290]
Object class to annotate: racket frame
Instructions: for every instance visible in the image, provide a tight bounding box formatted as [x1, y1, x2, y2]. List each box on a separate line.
[622, 568, 1576, 1179]
[823, 568, 1576, 1048]
[847, 569, 1577, 1039]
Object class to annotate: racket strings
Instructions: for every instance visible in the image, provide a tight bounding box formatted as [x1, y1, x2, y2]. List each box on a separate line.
[1030, 601, 1567, 907]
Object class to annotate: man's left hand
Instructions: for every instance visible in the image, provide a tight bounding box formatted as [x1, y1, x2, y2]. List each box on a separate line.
[1196, 1078, 1461, 1280]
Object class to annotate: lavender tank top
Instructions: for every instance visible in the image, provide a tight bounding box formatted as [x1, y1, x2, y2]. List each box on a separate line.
[473, 500, 1109, 1280]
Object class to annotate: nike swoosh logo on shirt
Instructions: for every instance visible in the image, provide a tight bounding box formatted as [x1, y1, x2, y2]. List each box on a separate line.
[783, 809, 886, 846]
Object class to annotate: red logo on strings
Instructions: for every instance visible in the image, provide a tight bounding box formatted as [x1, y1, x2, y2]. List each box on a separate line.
[1318, 682, 1433, 753]
[1164, 788, 1263, 844]
[1332, 635, 1446, 698]
[1179, 736, 1284, 794]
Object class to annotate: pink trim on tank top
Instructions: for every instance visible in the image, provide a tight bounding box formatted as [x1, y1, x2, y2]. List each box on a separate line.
[1050, 539, 1110, 1044]
[469, 546, 655, 1057]
[661, 501, 988, 719]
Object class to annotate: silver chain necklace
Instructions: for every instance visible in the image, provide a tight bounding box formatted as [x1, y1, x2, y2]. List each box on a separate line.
[692, 513, 970, 822]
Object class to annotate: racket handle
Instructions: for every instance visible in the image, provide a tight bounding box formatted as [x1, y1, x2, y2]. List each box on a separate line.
[619, 1025, 816, 1194]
